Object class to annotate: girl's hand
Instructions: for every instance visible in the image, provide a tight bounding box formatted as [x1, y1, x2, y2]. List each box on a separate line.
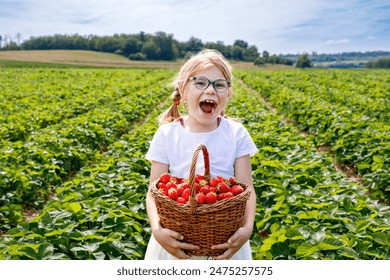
[153, 224, 200, 259]
[211, 226, 252, 260]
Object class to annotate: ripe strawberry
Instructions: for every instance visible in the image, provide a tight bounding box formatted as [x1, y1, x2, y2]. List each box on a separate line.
[223, 192, 234, 199]
[209, 186, 217, 193]
[160, 173, 171, 184]
[182, 188, 190, 201]
[198, 179, 208, 187]
[231, 185, 244, 196]
[158, 182, 166, 190]
[194, 183, 201, 192]
[160, 189, 168, 196]
[205, 192, 217, 204]
[200, 185, 210, 195]
[196, 193, 206, 204]
[209, 178, 220, 188]
[168, 188, 178, 200]
[216, 176, 225, 183]
[195, 174, 204, 183]
[229, 177, 237, 185]
[176, 185, 184, 196]
[217, 193, 225, 201]
[179, 182, 190, 189]
[176, 197, 187, 204]
[175, 177, 183, 184]
[219, 182, 231, 193]
[165, 182, 177, 191]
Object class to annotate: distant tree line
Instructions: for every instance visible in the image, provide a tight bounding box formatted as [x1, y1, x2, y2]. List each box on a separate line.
[365, 57, 390, 68]
[3, 32, 387, 68]
[281, 51, 390, 64]
[254, 50, 294, 66]
[0, 32, 263, 62]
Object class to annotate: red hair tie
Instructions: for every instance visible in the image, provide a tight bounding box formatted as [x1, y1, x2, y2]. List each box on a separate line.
[174, 100, 180, 106]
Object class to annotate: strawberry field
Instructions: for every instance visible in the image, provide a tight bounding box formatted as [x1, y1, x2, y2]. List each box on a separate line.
[0, 67, 389, 260]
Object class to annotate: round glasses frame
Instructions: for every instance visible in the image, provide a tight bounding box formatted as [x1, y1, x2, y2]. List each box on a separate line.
[189, 76, 231, 93]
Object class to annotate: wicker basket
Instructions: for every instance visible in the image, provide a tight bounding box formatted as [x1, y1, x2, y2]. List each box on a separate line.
[150, 144, 251, 256]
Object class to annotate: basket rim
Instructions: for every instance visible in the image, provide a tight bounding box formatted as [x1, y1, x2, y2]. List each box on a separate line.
[150, 178, 251, 213]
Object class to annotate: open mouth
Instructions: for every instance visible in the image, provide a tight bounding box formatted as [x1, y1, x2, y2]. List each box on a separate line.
[200, 100, 217, 113]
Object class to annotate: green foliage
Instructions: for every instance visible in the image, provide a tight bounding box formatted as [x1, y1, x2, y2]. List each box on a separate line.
[4, 33, 261, 62]
[0, 67, 174, 234]
[228, 75, 390, 259]
[366, 57, 390, 68]
[237, 69, 390, 201]
[296, 54, 312, 68]
[0, 67, 389, 260]
[128, 52, 146, 61]
[254, 56, 293, 66]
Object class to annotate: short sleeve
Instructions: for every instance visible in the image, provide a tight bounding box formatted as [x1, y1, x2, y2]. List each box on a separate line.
[236, 127, 258, 158]
[145, 127, 169, 164]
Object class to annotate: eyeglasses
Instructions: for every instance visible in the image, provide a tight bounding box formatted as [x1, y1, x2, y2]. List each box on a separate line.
[189, 76, 231, 93]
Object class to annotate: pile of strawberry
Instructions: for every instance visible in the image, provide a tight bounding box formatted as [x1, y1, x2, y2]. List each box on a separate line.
[157, 173, 245, 204]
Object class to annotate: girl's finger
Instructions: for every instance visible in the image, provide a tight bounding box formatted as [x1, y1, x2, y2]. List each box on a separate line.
[211, 242, 230, 250]
[178, 242, 200, 251]
[213, 248, 234, 260]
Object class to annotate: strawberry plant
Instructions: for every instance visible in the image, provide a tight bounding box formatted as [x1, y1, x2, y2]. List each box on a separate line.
[0, 66, 388, 261]
[237, 69, 390, 202]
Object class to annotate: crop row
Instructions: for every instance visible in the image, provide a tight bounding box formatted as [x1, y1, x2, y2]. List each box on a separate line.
[0, 68, 169, 142]
[0, 101, 162, 259]
[0, 68, 174, 232]
[229, 77, 390, 259]
[236, 69, 390, 201]
[0, 68, 389, 260]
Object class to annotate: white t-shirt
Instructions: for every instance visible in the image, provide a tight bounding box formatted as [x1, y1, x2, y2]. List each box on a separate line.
[144, 117, 258, 260]
[145, 117, 258, 179]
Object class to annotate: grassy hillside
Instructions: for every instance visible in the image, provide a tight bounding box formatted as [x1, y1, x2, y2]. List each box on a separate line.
[0, 50, 290, 70]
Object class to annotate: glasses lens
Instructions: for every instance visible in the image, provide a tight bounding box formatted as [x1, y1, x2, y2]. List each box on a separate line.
[194, 77, 209, 90]
[214, 79, 228, 92]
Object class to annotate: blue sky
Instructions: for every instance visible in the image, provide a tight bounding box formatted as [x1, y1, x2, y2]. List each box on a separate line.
[1, 0, 389, 54]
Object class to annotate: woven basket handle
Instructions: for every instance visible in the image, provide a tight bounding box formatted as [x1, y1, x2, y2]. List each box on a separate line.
[188, 144, 210, 214]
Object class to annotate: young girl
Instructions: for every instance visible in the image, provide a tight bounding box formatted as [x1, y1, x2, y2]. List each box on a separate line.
[145, 49, 258, 260]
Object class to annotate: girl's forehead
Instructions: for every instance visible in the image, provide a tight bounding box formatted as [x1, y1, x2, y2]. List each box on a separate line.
[192, 66, 225, 78]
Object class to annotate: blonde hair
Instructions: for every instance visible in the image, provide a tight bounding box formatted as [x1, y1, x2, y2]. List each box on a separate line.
[158, 49, 233, 125]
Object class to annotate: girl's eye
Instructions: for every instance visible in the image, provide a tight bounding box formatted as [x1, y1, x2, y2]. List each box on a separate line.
[215, 82, 225, 89]
[195, 80, 207, 87]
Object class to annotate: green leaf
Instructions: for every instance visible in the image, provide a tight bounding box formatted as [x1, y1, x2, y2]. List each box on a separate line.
[37, 243, 54, 260]
[270, 223, 281, 233]
[337, 247, 359, 260]
[343, 197, 352, 211]
[373, 232, 388, 245]
[260, 237, 277, 252]
[285, 228, 306, 240]
[318, 238, 344, 250]
[270, 242, 291, 258]
[356, 220, 371, 233]
[69, 202, 82, 214]
[356, 162, 370, 170]
[19, 246, 38, 260]
[372, 155, 384, 163]
[274, 195, 285, 211]
[296, 242, 318, 257]
[44, 229, 66, 237]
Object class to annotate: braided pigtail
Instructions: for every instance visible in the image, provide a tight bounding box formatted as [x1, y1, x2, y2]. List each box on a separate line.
[158, 88, 182, 125]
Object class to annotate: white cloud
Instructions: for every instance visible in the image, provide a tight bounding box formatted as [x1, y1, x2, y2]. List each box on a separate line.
[326, 39, 350, 45]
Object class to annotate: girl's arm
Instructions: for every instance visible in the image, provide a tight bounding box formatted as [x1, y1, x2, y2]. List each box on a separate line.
[212, 154, 256, 260]
[146, 160, 200, 259]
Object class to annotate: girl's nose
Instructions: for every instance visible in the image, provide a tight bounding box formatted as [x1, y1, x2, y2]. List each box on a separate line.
[204, 84, 216, 95]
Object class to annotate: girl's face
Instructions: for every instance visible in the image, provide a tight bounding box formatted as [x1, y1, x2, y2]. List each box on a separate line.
[182, 66, 232, 132]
